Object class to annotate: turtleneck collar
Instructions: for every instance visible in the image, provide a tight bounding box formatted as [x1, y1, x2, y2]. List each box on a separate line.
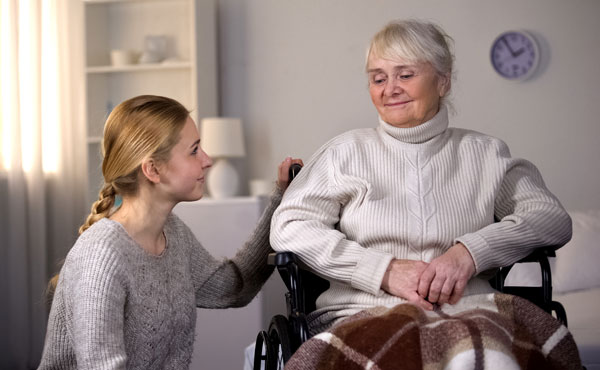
[378, 104, 449, 144]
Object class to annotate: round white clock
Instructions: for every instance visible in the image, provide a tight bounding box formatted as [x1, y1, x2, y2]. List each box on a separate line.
[490, 30, 540, 81]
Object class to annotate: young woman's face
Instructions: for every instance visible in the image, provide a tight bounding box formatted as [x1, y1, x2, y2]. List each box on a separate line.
[160, 117, 212, 202]
[367, 54, 449, 128]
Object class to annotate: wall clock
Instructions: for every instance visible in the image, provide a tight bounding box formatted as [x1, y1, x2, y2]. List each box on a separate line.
[490, 30, 540, 81]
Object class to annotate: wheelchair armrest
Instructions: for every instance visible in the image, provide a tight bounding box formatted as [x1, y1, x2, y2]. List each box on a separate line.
[268, 251, 300, 267]
[490, 246, 567, 326]
[513, 247, 556, 262]
[268, 251, 330, 317]
[492, 246, 557, 290]
[268, 252, 307, 316]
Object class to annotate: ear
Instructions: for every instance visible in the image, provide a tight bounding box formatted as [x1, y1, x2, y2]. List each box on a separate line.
[437, 73, 451, 97]
[140, 158, 161, 184]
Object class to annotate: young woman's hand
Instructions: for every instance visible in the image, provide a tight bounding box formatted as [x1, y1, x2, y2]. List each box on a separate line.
[381, 259, 433, 310]
[276, 157, 304, 191]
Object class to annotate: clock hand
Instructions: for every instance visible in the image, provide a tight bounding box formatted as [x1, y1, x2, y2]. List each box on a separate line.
[501, 37, 517, 57]
[514, 48, 525, 57]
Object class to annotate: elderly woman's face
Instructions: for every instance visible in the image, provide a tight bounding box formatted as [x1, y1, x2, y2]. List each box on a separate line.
[367, 54, 449, 128]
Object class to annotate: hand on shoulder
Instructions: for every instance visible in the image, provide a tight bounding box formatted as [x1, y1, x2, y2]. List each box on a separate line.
[276, 157, 304, 191]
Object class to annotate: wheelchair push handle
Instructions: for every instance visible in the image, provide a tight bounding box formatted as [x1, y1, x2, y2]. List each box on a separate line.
[289, 163, 302, 181]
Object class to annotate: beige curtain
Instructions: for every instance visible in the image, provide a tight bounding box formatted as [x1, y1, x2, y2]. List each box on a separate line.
[0, 1, 87, 367]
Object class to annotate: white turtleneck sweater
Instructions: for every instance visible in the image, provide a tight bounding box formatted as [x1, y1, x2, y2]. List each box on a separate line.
[270, 106, 572, 331]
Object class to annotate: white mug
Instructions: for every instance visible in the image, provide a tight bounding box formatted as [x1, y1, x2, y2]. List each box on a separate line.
[110, 49, 135, 66]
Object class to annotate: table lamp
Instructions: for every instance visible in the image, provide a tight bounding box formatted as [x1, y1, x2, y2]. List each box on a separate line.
[200, 117, 246, 198]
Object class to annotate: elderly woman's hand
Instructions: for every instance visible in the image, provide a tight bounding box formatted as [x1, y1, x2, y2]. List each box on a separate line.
[381, 259, 434, 311]
[276, 157, 304, 191]
[417, 243, 475, 305]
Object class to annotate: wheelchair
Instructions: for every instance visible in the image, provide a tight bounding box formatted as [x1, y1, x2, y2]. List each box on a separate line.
[254, 164, 569, 370]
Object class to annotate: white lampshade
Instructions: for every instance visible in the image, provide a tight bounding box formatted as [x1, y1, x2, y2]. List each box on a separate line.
[200, 117, 246, 158]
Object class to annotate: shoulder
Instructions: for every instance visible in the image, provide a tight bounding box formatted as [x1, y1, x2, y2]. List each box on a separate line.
[448, 128, 511, 155]
[53, 220, 133, 306]
[307, 127, 379, 164]
[74, 218, 131, 252]
[63, 219, 130, 277]
[291, 128, 379, 182]
[323, 128, 380, 151]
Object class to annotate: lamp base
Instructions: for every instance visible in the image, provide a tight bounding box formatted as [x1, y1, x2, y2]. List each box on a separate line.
[207, 158, 239, 199]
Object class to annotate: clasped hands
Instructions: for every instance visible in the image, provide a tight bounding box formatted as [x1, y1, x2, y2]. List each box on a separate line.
[380, 243, 476, 310]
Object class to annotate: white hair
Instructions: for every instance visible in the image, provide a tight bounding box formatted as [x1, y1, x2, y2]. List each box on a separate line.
[366, 19, 454, 80]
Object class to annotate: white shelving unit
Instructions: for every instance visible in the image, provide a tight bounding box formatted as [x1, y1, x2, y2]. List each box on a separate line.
[86, 61, 192, 74]
[83, 0, 217, 205]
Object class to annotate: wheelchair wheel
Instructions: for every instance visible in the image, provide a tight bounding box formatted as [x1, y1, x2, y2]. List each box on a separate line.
[254, 330, 275, 370]
[269, 315, 292, 370]
[254, 315, 293, 370]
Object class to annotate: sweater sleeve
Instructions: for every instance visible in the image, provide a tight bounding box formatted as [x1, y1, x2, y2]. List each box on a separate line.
[191, 188, 282, 308]
[62, 242, 127, 369]
[270, 147, 394, 296]
[455, 141, 572, 274]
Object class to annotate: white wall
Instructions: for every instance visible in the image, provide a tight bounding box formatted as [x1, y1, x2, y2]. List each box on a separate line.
[216, 0, 600, 211]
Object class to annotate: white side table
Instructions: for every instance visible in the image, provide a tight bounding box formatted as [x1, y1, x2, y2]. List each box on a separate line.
[173, 196, 285, 370]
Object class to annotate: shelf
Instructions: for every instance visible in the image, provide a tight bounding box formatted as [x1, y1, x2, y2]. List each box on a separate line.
[87, 61, 191, 74]
[85, 0, 187, 4]
[83, 0, 217, 208]
[191, 196, 270, 205]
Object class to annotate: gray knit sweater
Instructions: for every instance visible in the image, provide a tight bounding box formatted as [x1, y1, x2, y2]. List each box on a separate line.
[270, 105, 572, 332]
[38, 190, 282, 369]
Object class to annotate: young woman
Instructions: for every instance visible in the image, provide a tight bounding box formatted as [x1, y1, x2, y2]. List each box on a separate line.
[38, 95, 302, 369]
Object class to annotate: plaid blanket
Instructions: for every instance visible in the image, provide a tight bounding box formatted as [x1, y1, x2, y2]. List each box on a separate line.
[286, 293, 581, 370]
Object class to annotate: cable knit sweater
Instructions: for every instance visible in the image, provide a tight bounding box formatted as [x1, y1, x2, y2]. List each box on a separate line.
[38, 189, 282, 369]
[270, 105, 572, 332]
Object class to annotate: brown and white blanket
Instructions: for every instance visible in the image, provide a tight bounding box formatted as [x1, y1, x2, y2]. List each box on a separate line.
[286, 293, 581, 370]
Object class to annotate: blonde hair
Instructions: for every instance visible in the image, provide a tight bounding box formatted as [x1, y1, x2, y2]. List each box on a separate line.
[366, 19, 454, 80]
[80, 95, 190, 233]
[45, 96, 190, 306]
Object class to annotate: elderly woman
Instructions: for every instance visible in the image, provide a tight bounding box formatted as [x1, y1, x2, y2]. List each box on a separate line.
[270, 20, 580, 369]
